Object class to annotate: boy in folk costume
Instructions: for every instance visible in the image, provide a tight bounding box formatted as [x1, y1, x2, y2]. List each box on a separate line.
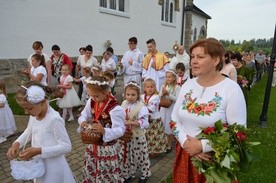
[142, 38, 169, 92]
[118, 82, 151, 183]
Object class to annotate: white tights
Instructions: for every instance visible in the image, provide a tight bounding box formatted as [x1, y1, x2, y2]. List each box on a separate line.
[62, 107, 74, 121]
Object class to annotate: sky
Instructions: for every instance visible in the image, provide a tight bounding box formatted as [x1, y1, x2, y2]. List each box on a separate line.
[195, 0, 276, 43]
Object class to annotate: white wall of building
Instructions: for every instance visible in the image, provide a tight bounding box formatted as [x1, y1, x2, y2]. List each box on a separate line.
[192, 14, 207, 43]
[0, 0, 184, 59]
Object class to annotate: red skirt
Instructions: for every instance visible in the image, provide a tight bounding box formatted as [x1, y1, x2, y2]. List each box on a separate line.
[173, 143, 205, 183]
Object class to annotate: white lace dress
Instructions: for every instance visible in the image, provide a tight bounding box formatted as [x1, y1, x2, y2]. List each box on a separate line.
[0, 94, 17, 137]
[15, 105, 75, 183]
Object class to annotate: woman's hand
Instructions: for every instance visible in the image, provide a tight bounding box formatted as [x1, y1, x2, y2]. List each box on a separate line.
[6, 142, 20, 160]
[18, 147, 41, 160]
[193, 152, 212, 161]
[183, 135, 202, 156]
[92, 123, 105, 135]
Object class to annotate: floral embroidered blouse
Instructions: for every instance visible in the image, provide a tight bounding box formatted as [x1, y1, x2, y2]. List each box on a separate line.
[170, 77, 246, 153]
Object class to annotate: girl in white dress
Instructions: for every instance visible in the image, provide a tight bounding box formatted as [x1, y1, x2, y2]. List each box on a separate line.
[0, 81, 17, 143]
[22, 54, 48, 86]
[73, 67, 92, 106]
[78, 76, 125, 182]
[159, 70, 181, 153]
[6, 81, 75, 183]
[118, 82, 151, 183]
[141, 78, 167, 157]
[57, 64, 82, 121]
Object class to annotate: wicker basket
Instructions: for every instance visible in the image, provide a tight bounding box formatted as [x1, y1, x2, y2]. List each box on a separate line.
[159, 96, 172, 108]
[53, 88, 65, 98]
[81, 129, 102, 144]
[119, 131, 133, 142]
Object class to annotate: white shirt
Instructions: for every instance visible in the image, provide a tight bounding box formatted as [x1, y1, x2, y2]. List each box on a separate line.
[30, 65, 48, 86]
[220, 63, 237, 82]
[101, 57, 116, 72]
[171, 78, 246, 153]
[140, 94, 161, 119]
[119, 48, 144, 75]
[169, 51, 190, 79]
[77, 55, 99, 71]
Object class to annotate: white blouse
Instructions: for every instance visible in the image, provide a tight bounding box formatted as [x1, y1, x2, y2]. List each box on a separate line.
[171, 77, 246, 153]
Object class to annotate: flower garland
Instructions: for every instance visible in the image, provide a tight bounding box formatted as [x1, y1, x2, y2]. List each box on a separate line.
[191, 120, 260, 183]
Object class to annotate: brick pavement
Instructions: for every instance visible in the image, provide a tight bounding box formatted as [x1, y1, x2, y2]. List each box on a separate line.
[0, 76, 174, 183]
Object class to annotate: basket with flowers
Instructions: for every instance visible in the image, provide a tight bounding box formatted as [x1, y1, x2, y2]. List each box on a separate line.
[80, 123, 102, 144]
[192, 120, 260, 183]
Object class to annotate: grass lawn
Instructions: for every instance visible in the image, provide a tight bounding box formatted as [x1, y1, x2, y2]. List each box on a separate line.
[161, 74, 276, 183]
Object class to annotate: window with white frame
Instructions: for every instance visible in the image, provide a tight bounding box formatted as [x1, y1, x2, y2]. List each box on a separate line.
[161, 0, 177, 26]
[99, 0, 129, 17]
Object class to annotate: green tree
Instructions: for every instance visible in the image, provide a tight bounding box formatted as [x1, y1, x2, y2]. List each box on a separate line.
[241, 40, 254, 52]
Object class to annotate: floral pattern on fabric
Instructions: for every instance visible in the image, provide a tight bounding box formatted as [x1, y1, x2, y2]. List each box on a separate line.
[169, 121, 179, 139]
[182, 90, 222, 116]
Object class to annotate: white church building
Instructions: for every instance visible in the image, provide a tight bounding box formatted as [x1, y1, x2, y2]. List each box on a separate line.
[0, 0, 211, 59]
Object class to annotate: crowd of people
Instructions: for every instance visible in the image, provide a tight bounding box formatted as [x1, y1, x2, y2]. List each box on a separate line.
[0, 37, 275, 183]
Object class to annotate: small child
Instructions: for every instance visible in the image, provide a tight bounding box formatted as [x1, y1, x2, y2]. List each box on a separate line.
[159, 70, 181, 153]
[119, 81, 151, 183]
[102, 70, 116, 95]
[73, 67, 92, 106]
[176, 62, 186, 86]
[22, 54, 48, 86]
[78, 76, 125, 182]
[0, 80, 17, 143]
[6, 81, 75, 182]
[141, 78, 167, 157]
[91, 65, 102, 76]
[57, 64, 82, 121]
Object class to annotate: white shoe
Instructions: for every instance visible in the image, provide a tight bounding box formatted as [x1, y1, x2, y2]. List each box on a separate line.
[67, 117, 74, 122]
[0, 137, 7, 143]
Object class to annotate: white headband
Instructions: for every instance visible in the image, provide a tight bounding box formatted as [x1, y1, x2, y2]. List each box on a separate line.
[21, 85, 45, 104]
[143, 77, 155, 83]
[125, 82, 141, 89]
[85, 79, 109, 86]
[166, 69, 177, 76]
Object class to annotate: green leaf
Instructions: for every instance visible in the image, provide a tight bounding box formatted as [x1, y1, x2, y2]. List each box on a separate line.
[209, 169, 231, 183]
[215, 120, 223, 131]
[249, 142, 261, 146]
[221, 155, 231, 169]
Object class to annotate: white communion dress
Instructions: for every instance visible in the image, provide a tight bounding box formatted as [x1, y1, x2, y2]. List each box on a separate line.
[15, 105, 75, 183]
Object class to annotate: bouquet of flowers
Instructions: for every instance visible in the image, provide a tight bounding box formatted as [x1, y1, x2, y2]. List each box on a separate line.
[192, 120, 260, 183]
[237, 75, 249, 88]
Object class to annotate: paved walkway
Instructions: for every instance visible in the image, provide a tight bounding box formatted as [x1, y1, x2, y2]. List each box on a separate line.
[0, 76, 175, 183]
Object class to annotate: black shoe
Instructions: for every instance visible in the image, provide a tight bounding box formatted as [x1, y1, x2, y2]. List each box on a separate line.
[138, 177, 148, 183]
[124, 177, 132, 183]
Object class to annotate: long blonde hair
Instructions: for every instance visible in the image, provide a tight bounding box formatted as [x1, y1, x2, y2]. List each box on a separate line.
[0, 80, 6, 96]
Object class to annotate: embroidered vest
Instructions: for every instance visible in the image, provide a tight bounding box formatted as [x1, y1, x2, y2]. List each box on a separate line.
[121, 101, 145, 137]
[90, 96, 119, 145]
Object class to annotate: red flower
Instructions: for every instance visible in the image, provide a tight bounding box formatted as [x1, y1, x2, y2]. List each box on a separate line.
[205, 102, 216, 114]
[204, 127, 216, 135]
[236, 132, 247, 142]
[194, 105, 204, 114]
[222, 123, 229, 128]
